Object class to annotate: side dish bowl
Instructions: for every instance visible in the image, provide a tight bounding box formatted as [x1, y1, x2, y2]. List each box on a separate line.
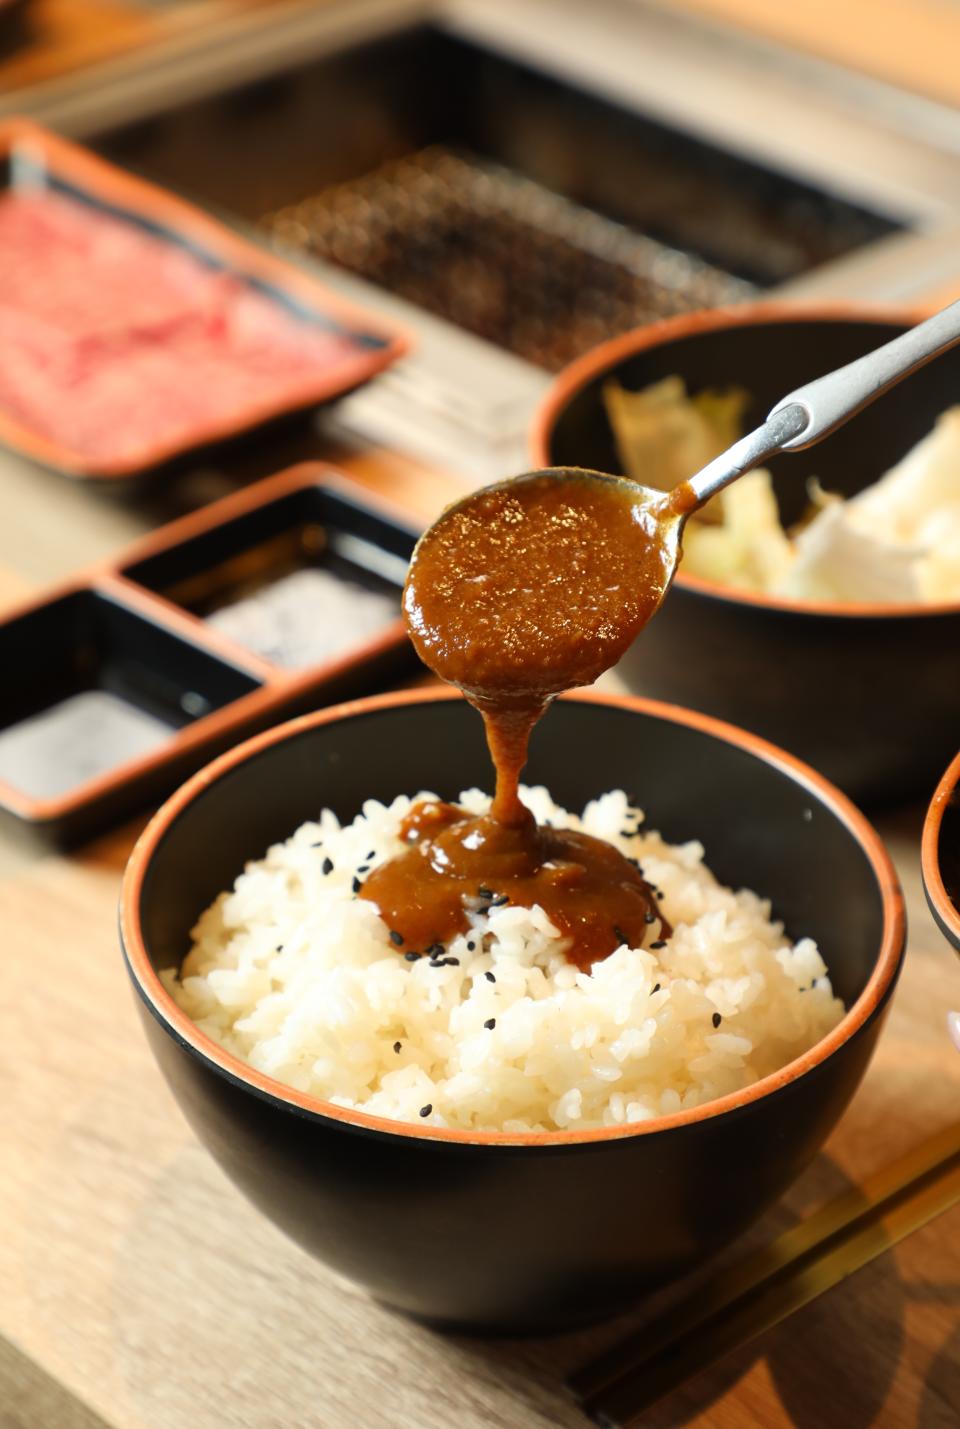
[532, 303, 960, 804]
[121, 688, 904, 1333]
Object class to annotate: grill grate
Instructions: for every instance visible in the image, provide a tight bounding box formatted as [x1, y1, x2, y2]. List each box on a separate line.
[262, 146, 758, 372]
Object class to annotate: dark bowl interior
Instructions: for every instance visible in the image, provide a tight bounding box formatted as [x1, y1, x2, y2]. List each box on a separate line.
[126, 694, 901, 1331]
[540, 312, 960, 805]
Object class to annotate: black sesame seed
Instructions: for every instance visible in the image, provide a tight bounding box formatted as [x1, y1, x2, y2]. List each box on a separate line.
[656, 890, 665, 900]
[357, 864, 370, 875]
[366, 850, 376, 860]
[321, 857, 334, 875]
[621, 828, 633, 837]
[650, 939, 667, 950]
[389, 930, 405, 947]
[427, 942, 444, 957]
[712, 1012, 722, 1029]
[613, 926, 627, 945]
[310, 841, 323, 848]
[404, 951, 421, 962]
[652, 983, 661, 993]
[393, 1041, 402, 1054]
[467, 941, 476, 952]
[443, 956, 460, 967]
[489, 894, 509, 908]
[485, 971, 496, 983]
[484, 1018, 496, 1030]
[275, 944, 284, 952]
[352, 876, 362, 894]
[477, 886, 494, 900]
[419, 1104, 432, 1118]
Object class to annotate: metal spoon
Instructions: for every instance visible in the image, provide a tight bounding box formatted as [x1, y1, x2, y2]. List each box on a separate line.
[670, 295, 960, 519]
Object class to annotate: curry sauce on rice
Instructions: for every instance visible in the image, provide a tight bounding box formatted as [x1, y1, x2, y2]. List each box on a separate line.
[163, 786, 842, 1132]
[163, 469, 844, 1132]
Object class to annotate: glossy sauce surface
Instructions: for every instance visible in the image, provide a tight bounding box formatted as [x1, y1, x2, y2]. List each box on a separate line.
[362, 469, 679, 968]
[360, 800, 670, 972]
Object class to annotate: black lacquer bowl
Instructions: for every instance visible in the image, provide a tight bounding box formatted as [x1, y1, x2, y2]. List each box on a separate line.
[533, 303, 960, 805]
[121, 689, 905, 1333]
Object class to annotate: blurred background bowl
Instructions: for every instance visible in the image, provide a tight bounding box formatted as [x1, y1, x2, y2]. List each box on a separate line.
[532, 302, 960, 806]
[121, 689, 904, 1333]
[922, 748, 960, 955]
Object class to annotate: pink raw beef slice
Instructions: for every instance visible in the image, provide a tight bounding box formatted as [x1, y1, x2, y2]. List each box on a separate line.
[0, 189, 362, 467]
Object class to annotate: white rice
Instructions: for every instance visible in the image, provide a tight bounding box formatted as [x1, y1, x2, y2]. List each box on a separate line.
[162, 788, 844, 1133]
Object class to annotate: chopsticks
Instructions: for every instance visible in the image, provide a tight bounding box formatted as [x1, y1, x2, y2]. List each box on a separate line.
[570, 1121, 960, 1427]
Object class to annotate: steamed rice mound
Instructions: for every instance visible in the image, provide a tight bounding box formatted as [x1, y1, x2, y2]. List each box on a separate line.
[162, 788, 844, 1133]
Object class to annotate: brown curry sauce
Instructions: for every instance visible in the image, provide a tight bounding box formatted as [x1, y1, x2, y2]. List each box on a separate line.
[361, 470, 677, 969]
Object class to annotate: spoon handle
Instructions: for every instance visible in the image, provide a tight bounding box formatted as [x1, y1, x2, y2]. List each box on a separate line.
[681, 298, 960, 511]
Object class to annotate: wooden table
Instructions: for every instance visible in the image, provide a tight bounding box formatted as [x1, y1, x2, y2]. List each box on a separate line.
[670, 0, 960, 110]
[0, 0, 306, 97]
[1, 422, 959, 1429]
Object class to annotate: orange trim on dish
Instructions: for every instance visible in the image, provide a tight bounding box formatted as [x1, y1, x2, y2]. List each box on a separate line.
[922, 749, 960, 946]
[530, 300, 960, 620]
[116, 462, 419, 575]
[120, 686, 906, 1149]
[0, 118, 410, 480]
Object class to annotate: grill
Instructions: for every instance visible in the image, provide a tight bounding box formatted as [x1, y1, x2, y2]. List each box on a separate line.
[263, 146, 757, 372]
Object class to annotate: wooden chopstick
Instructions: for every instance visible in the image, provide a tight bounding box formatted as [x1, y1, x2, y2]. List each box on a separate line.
[571, 1121, 960, 1427]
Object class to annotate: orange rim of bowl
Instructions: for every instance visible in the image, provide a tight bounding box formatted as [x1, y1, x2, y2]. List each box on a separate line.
[531, 300, 960, 620]
[121, 686, 906, 1147]
[921, 749, 960, 946]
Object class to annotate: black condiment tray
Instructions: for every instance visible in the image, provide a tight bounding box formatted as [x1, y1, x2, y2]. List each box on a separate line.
[0, 464, 421, 844]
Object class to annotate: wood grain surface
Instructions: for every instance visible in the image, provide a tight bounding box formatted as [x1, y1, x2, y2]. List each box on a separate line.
[668, 0, 960, 110]
[0, 424, 958, 1429]
[0, 1, 299, 96]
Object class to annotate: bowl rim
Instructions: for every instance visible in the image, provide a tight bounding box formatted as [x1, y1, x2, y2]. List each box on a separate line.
[530, 299, 960, 620]
[921, 748, 960, 949]
[121, 686, 906, 1148]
